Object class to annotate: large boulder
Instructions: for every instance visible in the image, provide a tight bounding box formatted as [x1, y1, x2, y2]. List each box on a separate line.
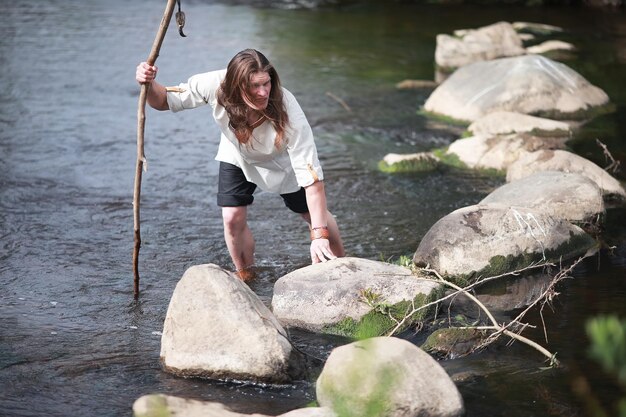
[424, 55, 610, 123]
[480, 171, 605, 224]
[271, 257, 441, 338]
[160, 264, 302, 383]
[506, 149, 626, 201]
[435, 21, 525, 71]
[316, 337, 464, 417]
[412, 204, 596, 282]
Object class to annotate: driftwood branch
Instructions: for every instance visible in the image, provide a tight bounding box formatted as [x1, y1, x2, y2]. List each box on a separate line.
[325, 91, 352, 112]
[381, 258, 585, 366]
[378, 260, 555, 335]
[133, 0, 179, 300]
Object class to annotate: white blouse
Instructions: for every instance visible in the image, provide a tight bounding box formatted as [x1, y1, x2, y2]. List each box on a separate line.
[166, 69, 324, 194]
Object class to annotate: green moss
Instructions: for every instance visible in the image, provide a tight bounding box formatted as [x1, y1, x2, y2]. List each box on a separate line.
[432, 147, 466, 169]
[323, 287, 444, 339]
[392, 255, 414, 268]
[322, 368, 396, 417]
[418, 102, 613, 129]
[528, 127, 571, 138]
[133, 395, 171, 417]
[417, 109, 471, 127]
[431, 147, 506, 178]
[587, 316, 626, 385]
[456, 231, 597, 283]
[531, 102, 616, 122]
[319, 342, 400, 417]
[377, 156, 440, 174]
[444, 274, 470, 289]
[467, 127, 570, 138]
[475, 166, 506, 178]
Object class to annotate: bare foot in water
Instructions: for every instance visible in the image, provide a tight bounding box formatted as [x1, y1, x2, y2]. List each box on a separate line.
[236, 266, 256, 282]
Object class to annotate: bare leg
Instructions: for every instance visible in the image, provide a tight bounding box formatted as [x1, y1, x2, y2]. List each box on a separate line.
[222, 206, 256, 281]
[301, 210, 345, 258]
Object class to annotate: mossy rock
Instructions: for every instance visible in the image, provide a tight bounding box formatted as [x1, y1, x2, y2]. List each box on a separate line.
[323, 287, 445, 339]
[431, 147, 505, 178]
[432, 147, 467, 170]
[422, 328, 488, 359]
[414, 204, 598, 284]
[133, 395, 171, 417]
[459, 231, 597, 284]
[378, 155, 441, 174]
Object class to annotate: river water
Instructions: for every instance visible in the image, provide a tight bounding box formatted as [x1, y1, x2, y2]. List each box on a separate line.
[1, 1, 625, 416]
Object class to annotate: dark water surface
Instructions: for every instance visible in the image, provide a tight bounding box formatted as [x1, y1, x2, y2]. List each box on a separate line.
[1, 1, 625, 416]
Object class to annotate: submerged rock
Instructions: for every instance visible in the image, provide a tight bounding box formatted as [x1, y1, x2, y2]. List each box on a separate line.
[435, 21, 525, 71]
[160, 264, 302, 383]
[316, 337, 464, 417]
[271, 257, 441, 338]
[481, 171, 605, 224]
[412, 204, 596, 282]
[424, 55, 610, 123]
[422, 328, 487, 359]
[506, 149, 626, 201]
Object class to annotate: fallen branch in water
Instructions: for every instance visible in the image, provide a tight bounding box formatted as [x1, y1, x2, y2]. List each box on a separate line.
[486, 257, 583, 346]
[325, 91, 352, 112]
[380, 257, 585, 366]
[377, 260, 555, 335]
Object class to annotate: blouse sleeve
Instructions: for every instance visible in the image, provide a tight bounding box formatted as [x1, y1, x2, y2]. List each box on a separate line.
[166, 69, 226, 113]
[283, 89, 324, 187]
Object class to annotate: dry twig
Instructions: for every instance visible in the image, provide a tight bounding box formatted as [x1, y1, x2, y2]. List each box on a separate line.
[596, 138, 621, 174]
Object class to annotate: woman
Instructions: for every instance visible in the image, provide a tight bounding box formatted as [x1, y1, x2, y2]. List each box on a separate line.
[135, 49, 344, 281]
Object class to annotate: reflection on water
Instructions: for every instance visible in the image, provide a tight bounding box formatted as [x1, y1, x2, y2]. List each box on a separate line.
[1, 1, 625, 416]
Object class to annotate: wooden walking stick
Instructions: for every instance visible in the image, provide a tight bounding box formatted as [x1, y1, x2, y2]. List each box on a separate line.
[133, 0, 186, 300]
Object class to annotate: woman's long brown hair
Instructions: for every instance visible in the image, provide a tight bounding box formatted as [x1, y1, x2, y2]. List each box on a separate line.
[217, 49, 289, 147]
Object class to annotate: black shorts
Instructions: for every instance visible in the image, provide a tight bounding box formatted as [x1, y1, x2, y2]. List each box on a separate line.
[217, 162, 309, 214]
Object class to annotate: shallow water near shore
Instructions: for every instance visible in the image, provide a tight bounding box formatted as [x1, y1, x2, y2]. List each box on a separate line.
[1, 1, 626, 416]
